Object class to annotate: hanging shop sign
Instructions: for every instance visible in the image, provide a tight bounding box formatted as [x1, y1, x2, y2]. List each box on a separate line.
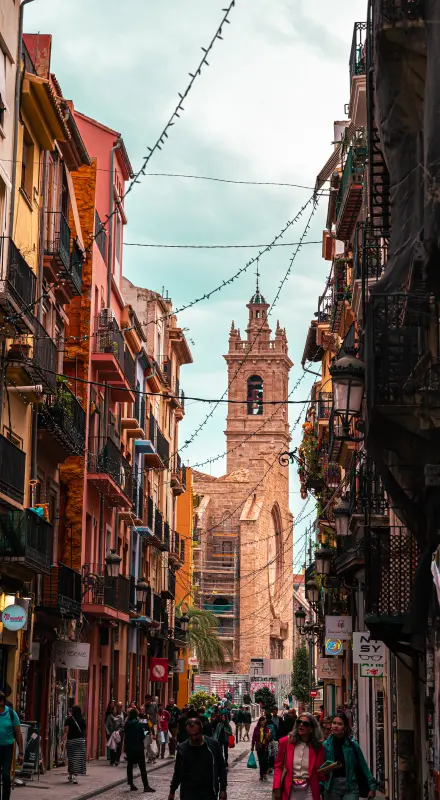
[150, 657, 169, 683]
[325, 615, 352, 641]
[325, 638, 343, 656]
[188, 657, 199, 666]
[53, 642, 90, 670]
[317, 657, 343, 680]
[2, 604, 27, 631]
[359, 665, 384, 678]
[353, 632, 385, 665]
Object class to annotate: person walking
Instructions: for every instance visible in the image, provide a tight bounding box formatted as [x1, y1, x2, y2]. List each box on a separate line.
[323, 713, 376, 800]
[107, 704, 125, 765]
[166, 699, 180, 757]
[251, 715, 271, 781]
[273, 712, 325, 800]
[0, 691, 23, 800]
[62, 705, 86, 785]
[234, 705, 244, 742]
[144, 695, 158, 727]
[242, 706, 252, 741]
[322, 717, 333, 741]
[278, 707, 297, 739]
[213, 712, 232, 768]
[271, 707, 281, 739]
[168, 717, 227, 800]
[157, 703, 171, 759]
[124, 708, 155, 793]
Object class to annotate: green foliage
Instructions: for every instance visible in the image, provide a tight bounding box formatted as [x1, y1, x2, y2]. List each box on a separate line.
[254, 686, 276, 712]
[292, 646, 310, 703]
[189, 691, 218, 710]
[184, 606, 230, 670]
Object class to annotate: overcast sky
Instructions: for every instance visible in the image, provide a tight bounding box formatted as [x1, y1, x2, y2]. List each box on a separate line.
[25, 0, 367, 568]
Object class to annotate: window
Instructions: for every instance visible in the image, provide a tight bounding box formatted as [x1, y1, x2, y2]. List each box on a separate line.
[0, 51, 6, 129]
[247, 375, 263, 415]
[20, 128, 34, 200]
[3, 427, 22, 449]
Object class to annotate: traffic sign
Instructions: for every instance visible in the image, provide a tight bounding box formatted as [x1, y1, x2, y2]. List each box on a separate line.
[309, 690, 318, 698]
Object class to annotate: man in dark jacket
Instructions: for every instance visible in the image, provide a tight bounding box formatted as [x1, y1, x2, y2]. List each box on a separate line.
[168, 718, 227, 800]
[124, 709, 155, 793]
[278, 707, 297, 739]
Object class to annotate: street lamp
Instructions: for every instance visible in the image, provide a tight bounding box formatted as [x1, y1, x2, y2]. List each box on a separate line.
[136, 578, 149, 604]
[295, 606, 306, 633]
[315, 548, 333, 576]
[330, 353, 365, 440]
[179, 614, 190, 632]
[105, 549, 122, 578]
[305, 579, 320, 605]
[333, 497, 351, 537]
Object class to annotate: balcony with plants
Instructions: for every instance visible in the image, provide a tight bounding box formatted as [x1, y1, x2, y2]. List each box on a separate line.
[298, 418, 326, 500]
[0, 236, 36, 335]
[44, 211, 83, 303]
[91, 309, 136, 402]
[7, 317, 57, 395]
[38, 376, 86, 457]
[335, 129, 368, 241]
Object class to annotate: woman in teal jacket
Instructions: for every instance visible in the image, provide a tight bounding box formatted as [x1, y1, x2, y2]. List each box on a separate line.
[213, 712, 232, 767]
[323, 714, 376, 799]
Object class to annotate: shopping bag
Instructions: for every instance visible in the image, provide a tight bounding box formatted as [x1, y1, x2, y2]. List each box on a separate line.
[228, 734, 236, 749]
[247, 751, 257, 768]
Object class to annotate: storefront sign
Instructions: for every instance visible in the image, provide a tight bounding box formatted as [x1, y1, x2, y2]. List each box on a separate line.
[251, 681, 276, 694]
[360, 665, 384, 678]
[176, 659, 185, 674]
[317, 657, 343, 680]
[325, 638, 343, 656]
[325, 615, 352, 641]
[353, 632, 385, 665]
[2, 604, 27, 631]
[188, 657, 199, 666]
[21, 724, 40, 774]
[53, 642, 90, 670]
[150, 657, 169, 683]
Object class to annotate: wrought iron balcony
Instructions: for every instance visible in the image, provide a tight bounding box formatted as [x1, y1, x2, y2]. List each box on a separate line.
[44, 211, 71, 273]
[82, 564, 130, 615]
[349, 22, 368, 82]
[124, 347, 136, 391]
[69, 239, 83, 295]
[366, 291, 440, 411]
[40, 563, 82, 617]
[0, 434, 26, 504]
[365, 525, 419, 645]
[170, 454, 186, 495]
[0, 508, 51, 574]
[156, 427, 170, 466]
[163, 521, 170, 552]
[153, 592, 163, 623]
[349, 454, 388, 525]
[162, 567, 175, 600]
[93, 311, 124, 367]
[336, 132, 367, 241]
[381, 0, 424, 22]
[95, 211, 108, 264]
[0, 237, 37, 333]
[38, 380, 86, 455]
[317, 284, 333, 323]
[92, 312, 135, 401]
[88, 437, 133, 507]
[318, 392, 332, 421]
[9, 317, 58, 394]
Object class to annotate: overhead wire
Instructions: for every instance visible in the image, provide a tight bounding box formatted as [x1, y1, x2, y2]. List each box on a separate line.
[123, 239, 322, 250]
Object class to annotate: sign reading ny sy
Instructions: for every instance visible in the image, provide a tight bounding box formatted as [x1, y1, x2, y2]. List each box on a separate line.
[353, 633, 385, 667]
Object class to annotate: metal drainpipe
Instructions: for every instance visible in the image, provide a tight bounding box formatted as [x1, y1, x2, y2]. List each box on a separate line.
[107, 140, 121, 307]
[9, 0, 35, 239]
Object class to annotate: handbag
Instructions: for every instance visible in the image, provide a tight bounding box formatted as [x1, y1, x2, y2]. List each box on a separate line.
[247, 751, 257, 769]
[350, 741, 370, 799]
[291, 779, 309, 791]
[228, 734, 236, 749]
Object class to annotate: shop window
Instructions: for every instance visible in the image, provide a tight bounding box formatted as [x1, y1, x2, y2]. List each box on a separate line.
[247, 375, 263, 415]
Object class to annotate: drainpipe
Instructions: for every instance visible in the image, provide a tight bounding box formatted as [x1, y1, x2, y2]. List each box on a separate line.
[9, 0, 35, 239]
[107, 140, 121, 307]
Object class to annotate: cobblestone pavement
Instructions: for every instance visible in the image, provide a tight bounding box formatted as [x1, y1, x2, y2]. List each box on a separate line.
[97, 752, 272, 800]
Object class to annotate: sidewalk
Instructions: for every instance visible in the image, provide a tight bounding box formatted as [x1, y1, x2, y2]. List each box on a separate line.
[13, 733, 252, 800]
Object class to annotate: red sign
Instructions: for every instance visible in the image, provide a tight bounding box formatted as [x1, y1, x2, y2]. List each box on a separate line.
[150, 658, 168, 683]
[309, 690, 318, 698]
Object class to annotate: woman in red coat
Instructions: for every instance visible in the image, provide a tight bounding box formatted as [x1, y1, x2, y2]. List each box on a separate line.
[273, 712, 325, 800]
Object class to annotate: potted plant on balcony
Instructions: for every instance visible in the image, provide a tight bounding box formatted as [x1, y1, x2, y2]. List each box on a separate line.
[55, 376, 74, 419]
[7, 339, 31, 360]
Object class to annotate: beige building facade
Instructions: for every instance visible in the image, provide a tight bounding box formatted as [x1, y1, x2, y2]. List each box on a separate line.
[193, 285, 294, 675]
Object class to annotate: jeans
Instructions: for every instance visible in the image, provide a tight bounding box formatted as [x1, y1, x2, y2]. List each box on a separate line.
[325, 776, 359, 800]
[290, 790, 313, 800]
[0, 745, 13, 800]
[110, 741, 122, 764]
[256, 748, 268, 779]
[222, 741, 229, 765]
[235, 723, 243, 741]
[127, 749, 149, 788]
[244, 723, 251, 740]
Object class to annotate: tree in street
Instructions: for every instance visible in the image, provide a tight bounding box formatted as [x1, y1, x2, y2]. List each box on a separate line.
[291, 646, 310, 704]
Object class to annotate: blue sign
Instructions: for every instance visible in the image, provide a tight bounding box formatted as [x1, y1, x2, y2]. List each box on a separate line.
[325, 638, 343, 656]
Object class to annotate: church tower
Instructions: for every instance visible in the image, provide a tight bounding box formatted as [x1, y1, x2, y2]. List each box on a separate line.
[224, 274, 293, 473]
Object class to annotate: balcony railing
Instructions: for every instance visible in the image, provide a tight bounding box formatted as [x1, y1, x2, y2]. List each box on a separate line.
[336, 140, 367, 222]
[0, 508, 51, 573]
[155, 508, 163, 543]
[180, 539, 185, 562]
[349, 454, 388, 518]
[381, 0, 424, 22]
[0, 434, 26, 503]
[168, 569, 176, 599]
[44, 211, 71, 272]
[69, 239, 83, 295]
[156, 427, 170, 465]
[95, 211, 107, 264]
[349, 22, 368, 82]
[354, 223, 387, 283]
[41, 563, 82, 616]
[317, 284, 333, 323]
[88, 437, 132, 496]
[163, 521, 170, 552]
[147, 495, 154, 529]
[134, 393, 145, 428]
[153, 592, 162, 623]
[39, 381, 86, 453]
[202, 603, 235, 614]
[93, 311, 124, 371]
[82, 564, 130, 613]
[318, 392, 332, 420]
[32, 318, 58, 393]
[365, 526, 419, 625]
[0, 237, 36, 327]
[124, 347, 136, 390]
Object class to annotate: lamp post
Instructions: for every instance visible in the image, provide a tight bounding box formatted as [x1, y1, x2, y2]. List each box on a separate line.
[305, 579, 320, 606]
[333, 497, 351, 537]
[330, 353, 365, 440]
[179, 614, 190, 633]
[315, 548, 333, 576]
[136, 578, 149, 605]
[295, 606, 306, 635]
[105, 549, 122, 578]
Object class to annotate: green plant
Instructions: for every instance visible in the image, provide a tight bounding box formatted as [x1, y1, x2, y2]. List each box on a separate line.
[176, 605, 230, 669]
[254, 687, 276, 712]
[56, 376, 73, 419]
[189, 690, 217, 710]
[291, 646, 309, 704]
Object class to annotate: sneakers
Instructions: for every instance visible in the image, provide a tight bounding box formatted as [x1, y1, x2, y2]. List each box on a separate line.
[67, 775, 72, 783]
[143, 787, 155, 793]
[129, 786, 138, 791]
[72, 776, 78, 784]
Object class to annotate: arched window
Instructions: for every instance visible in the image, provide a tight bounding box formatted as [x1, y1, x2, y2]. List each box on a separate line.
[247, 375, 263, 415]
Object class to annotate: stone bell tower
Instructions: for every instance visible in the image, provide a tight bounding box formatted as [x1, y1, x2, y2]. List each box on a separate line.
[224, 275, 293, 474]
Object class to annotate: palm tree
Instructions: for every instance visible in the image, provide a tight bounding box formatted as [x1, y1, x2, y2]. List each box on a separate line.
[177, 603, 230, 669]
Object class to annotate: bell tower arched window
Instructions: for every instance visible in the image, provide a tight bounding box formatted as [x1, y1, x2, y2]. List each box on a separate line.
[247, 375, 263, 415]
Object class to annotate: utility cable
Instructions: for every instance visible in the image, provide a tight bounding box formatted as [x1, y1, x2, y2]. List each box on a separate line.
[123, 239, 322, 250]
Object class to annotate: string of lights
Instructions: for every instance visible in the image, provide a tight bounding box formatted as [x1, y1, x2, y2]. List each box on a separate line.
[123, 239, 322, 250]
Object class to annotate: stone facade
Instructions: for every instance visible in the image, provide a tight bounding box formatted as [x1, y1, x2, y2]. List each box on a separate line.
[193, 286, 294, 674]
